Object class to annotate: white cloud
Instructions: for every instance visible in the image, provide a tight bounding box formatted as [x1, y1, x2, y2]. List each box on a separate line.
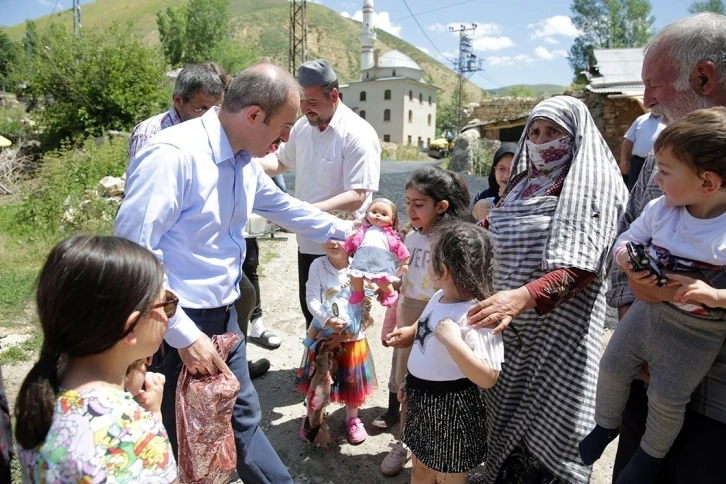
[487, 54, 534, 66]
[38, 0, 60, 6]
[534, 46, 568, 60]
[473, 36, 515, 52]
[341, 9, 402, 37]
[528, 15, 581, 39]
[416, 46, 431, 55]
[543, 36, 559, 45]
[428, 23, 447, 32]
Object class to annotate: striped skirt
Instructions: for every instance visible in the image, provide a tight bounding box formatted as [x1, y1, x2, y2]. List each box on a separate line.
[296, 338, 377, 408]
[402, 373, 487, 473]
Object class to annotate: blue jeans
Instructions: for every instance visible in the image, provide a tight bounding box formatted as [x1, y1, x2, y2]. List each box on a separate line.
[157, 306, 292, 484]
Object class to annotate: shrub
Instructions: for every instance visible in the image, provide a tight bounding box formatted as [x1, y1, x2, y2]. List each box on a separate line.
[380, 144, 423, 161]
[13, 137, 127, 234]
[472, 139, 499, 177]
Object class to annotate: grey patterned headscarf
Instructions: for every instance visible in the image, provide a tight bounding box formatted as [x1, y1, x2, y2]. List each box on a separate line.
[503, 96, 628, 276]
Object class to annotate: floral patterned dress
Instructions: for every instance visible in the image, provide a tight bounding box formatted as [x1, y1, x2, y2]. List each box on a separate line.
[19, 388, 177, 484]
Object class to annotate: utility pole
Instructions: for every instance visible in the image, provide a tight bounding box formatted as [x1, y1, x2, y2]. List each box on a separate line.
[73, 0, 82, 38]
[449, 24, 483, 131]
[289, 0, 307, 75]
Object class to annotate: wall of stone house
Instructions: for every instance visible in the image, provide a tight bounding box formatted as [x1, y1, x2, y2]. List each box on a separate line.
[578, 91, 646, 158]
[465, 97, 543, 125]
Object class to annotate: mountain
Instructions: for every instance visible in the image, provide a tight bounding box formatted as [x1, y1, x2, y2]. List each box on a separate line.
[2, 0, 485, 102]
[487, 84, 566, 97]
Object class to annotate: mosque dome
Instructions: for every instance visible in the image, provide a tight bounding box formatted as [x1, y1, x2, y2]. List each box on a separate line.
[376, 50, 422, 71]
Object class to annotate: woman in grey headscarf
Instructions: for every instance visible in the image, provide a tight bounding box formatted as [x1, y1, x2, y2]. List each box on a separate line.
[468, 96, 628, 483]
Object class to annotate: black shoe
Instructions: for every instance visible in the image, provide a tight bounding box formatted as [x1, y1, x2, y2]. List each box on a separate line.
[248, 358, 270, 379]
[372, 391, 401, 428]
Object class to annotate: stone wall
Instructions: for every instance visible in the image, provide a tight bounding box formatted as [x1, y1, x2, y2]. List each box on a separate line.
[578, 91, 645, 158]
[465, 97, 544, 125]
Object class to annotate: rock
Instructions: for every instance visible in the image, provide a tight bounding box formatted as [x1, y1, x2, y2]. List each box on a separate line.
[98, 176, 125, 197]
[449, 129, 481, 173]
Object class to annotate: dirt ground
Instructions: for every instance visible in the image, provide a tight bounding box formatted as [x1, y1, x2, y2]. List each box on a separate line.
[2, 235, 618, 483]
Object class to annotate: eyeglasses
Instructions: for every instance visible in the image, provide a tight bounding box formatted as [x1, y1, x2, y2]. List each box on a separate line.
[190, 103, 222, 114]
[151, 290, 179, 319]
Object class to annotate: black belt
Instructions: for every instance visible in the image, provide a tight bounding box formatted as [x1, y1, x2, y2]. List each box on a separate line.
[183, 304, 233, 316]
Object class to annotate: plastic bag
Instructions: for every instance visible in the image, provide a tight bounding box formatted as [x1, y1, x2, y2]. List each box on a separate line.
[176, 333, 241, 484]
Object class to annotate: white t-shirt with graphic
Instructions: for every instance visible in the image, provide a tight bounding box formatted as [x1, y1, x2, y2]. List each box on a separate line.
[407, 291, 505, 382]
[400, 230, 436, 301]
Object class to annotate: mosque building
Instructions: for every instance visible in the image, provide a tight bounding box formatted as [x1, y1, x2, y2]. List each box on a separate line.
[339, 0, 438, 148]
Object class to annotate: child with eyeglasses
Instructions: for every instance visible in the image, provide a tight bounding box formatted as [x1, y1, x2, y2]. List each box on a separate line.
[15, 235, 179, 483]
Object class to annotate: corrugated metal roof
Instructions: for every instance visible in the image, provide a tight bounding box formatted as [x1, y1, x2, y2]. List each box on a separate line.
[587, 48, 644, 88]
[587, 84, 644, 94]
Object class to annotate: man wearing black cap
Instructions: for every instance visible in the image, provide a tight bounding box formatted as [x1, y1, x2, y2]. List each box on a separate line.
[259, 59, 381, 328]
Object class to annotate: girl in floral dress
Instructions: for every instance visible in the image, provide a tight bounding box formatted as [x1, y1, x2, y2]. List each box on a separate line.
[16, 235, 178, 483]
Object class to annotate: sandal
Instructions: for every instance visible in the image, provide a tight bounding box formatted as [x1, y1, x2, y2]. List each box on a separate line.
[249, 330, 282, 349]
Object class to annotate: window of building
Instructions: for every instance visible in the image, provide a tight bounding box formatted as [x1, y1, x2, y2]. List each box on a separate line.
[427, 114, 432, 126]
[360, 91, 367, 102]
[427, 138, 431, 147]
[384, 135, 391, 142]
[409, 90, 413, 101]
[392, 69, 396, 77]
[384, 109, 391, 121]
[408, 110, 413, 123]
[418, 137, 423, 148]
[384, 89, 391, 100]
[419, 93, 423, 104]
[428, 95, 432, 105]
[366, 72, 369, 79]
[360, 110, 366, 119]
[408, 135, 412, 146]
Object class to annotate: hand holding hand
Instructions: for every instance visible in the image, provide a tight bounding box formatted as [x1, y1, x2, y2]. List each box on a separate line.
[667, 274, 722, 308]
[467, 287, 533, 334]
[385, 325, 416, 348]
[434, 318, 462, 346]
[135, 371, 166, 417]
[178, 333, 224, 376]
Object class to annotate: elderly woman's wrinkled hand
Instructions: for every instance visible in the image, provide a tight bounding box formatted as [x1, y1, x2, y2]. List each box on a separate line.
[467, 287, 533, 334]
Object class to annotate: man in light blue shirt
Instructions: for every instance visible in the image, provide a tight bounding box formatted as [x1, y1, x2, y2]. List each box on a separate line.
[620, 112, 666, 190]
[115, 64, 350, 483]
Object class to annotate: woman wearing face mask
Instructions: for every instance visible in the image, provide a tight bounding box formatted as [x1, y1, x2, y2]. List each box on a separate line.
[471, 142, 517, 208]
[467, 96, 628, 484]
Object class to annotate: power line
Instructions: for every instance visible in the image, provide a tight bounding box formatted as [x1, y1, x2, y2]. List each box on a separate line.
[391, 0, 478, 22]
[44, 0, 62, 30]
[476, 71, 503, 89]
[400, 0, 455, 63]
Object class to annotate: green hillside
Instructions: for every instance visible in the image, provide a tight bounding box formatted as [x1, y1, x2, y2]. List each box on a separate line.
[487, 84, 565, 97]
[2, 0, 485, 102]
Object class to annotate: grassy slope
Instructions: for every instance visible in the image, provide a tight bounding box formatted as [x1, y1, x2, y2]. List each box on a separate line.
[3, 0, 484, 101]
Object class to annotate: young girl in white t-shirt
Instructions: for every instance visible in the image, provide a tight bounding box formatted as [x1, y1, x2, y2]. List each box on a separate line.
[388, 221, 504, 483]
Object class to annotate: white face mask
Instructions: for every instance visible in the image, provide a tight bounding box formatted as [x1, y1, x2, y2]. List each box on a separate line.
[525, 135, 573, 170]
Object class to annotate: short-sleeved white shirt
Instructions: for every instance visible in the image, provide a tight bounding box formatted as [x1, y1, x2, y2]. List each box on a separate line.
[624, 113, 666, 158]
[277, 101, 381, 254]
[407, 291, 505, 381]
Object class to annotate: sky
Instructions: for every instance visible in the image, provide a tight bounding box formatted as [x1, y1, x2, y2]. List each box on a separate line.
[1, 0, 693, 89]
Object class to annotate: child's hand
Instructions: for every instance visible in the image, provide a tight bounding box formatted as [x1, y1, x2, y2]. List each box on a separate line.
[135, 371, 166, 417]
[667, 274, 723, 308]
[325, 317, 347, 332]
[125, 365, 147, 397]
[617, 249, 660, 286]
[434, 318, 462, 346]
[385, 325, 416, 348]
[400, 264, 409, 274]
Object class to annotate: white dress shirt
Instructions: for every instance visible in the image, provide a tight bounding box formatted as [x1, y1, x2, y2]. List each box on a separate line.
[115, 108, 352, 348]
[276, 101, 381, 255]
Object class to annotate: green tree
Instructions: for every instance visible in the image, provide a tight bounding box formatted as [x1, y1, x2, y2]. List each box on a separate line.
[23, 23, 167, 146]
[157, 0, 231, 67]
[208, 38, 258, 76]
[568, 0, 655, 83]
[436, 100, 458, 138]
[0, 32, 21, 91]
[689, 0, 725, 13]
